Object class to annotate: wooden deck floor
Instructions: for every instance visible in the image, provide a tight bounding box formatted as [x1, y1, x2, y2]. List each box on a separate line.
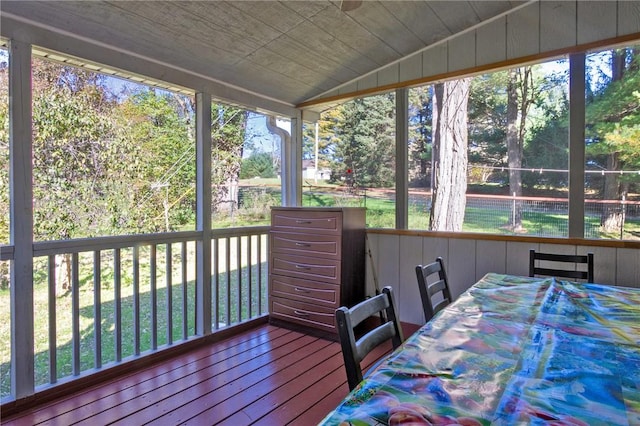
[2, 322, 419, 425]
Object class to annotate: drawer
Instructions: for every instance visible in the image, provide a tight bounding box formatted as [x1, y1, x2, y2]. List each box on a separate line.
[270, 253, 340, 284]
[271, 210, 342, 235]
[270, 275, 340, 307]
[270, 231, 341, 259]
[270, 297, 336, 331]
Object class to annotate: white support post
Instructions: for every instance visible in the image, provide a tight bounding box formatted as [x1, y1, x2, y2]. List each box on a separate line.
[267, 113, 301, 206]
[195, 93, 212, 335]
[569, 53, 586, 238]
[291, 111, 303, 205]
[396, 88, 409, 229]
[9, 39, 35, 399]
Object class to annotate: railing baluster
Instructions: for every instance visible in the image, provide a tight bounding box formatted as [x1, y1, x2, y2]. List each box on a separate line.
[213, 236, 219, 330]
[258, 234, 263, 316]
[225, 237, 231, 327]
[114, 248, 122, 362]
[166, 243, 172, 345]
[8, 226, 269, 399]
[150, 244, 157, 350]
[93, 250, 102, 368]
[181, 241, 187, 340]
[48, 255, 57, 384]
[237, 236, 242, 323]
[72, 253, 80, 376]
[133, 246, 140, 355]
[247, 235, 253, 319]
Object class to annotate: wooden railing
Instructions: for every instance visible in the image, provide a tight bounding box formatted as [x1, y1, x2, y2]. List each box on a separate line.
[0, 226, 269, 402]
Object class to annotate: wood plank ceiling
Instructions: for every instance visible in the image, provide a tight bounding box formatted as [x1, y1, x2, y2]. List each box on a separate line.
[0, 1, 523, 109]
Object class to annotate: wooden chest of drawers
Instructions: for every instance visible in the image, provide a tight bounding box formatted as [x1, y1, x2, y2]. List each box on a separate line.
[269, 207, 366, 335]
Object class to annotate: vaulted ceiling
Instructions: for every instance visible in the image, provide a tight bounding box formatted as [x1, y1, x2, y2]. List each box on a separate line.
[0, 1, 525, 111]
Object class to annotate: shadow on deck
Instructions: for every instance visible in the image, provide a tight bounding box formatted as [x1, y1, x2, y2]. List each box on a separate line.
[2, 321, 420, 425]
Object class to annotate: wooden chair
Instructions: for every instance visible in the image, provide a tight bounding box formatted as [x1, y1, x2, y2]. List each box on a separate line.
[415, 257, 452, 322]
[335, 286, 404, 391]
[529, 249, 594, 283]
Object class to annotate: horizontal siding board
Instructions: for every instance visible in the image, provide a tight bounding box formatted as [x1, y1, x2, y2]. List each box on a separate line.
[616, 248, 640, 288]
[476, 16, 507, 66]
[399, 53, 423, 82]
[421, 237, 450, 269]
[377, 63, 400, 87]
[540, 1, 577, 52]
[338, 81, 358, 96]
[618, 1, 640, 36]
[505, 241, 535, 277]
[507, 2, 540, 60]
[577, 0, 617, 45]
[377, 234, 400, 293]
[448, 31, 476, 71]
[476, 240, 506, 280]
[447, 238, 476, 300]
[578, 245, 616, 286]
[365, 233, 380, 297]
[423, 43, 448, 78]
[398, 236, 423, 325]
[357, 73, 378, 92]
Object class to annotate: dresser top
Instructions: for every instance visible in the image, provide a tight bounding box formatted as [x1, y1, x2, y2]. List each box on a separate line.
[271, 207, 366, 212]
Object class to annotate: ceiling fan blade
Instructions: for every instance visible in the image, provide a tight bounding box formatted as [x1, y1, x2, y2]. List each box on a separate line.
[340, 0, 362, 12]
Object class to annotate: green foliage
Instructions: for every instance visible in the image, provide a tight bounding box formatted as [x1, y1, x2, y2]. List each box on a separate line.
[468, 71, 508, 168]
[32, 59, 128, 239]
[0, 57, 8, 246]
[117, 89, 196, 232]
[211, 106, 249, 211]
[30, 59, 200, 239]
[302, 112, 337, 170]
[586, 48, 640, 182]
[408, 86, 433, 186]
[329, 94, 396, 188]
[240, 152, 276, 179]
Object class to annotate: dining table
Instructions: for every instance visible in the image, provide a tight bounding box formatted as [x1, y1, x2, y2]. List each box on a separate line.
[319, 273, 640, 426]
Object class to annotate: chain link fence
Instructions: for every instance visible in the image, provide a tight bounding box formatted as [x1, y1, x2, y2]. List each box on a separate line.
[408, 193, 640, 239]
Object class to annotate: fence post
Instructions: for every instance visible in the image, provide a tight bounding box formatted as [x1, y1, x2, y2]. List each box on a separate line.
[512, 192, 516, 231]
[620, 194, 626, 240]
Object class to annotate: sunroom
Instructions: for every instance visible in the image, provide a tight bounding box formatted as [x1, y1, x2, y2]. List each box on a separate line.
[1, 1, 640, 424]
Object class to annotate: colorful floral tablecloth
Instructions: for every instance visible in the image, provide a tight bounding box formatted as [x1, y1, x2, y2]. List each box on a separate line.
[320, 273, 640, 426]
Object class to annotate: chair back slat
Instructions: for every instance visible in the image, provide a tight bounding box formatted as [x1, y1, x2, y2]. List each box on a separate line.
[415, 257, 452, 322]
[529, 250, 594, 283]
[335, 286, 404, 391]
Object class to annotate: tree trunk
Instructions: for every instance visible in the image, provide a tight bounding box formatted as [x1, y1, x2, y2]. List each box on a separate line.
[600, 50, 626, 231]
[507, 69, 523, 231]
[601, 152, 623, 231]
[57, 253, 72, 294]
[429, 79, 470, 231]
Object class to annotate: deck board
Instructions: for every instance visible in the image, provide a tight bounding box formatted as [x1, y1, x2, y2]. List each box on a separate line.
[1, 322, 420, 425]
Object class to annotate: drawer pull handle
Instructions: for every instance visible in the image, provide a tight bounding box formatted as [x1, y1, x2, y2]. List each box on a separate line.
[295, 242, 311, 247]
[295, 220, 313, 224]
[294, 287, 310, 293]
[295, 264, 311, 270]
[294, 310, 310, 317]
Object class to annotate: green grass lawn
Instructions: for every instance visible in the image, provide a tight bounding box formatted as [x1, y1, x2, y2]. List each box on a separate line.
[2, 186, 639, 398]
[0, 238, 268, 398]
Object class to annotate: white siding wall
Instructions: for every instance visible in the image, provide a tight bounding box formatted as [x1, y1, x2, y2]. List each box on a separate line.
[366, 232, 639, 325]
[353, 0, 640, 93]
